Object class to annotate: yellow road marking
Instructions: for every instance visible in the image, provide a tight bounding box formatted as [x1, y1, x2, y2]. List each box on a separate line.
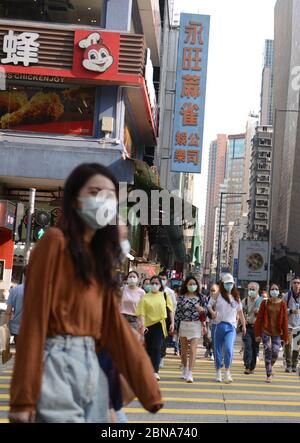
[0, 385, 10, 389]
[159, 380, 300, 389]
[160, 387, 300, 396]
[162, 397, 300, 406]
[124, 407, 300, 417]
[160, 372, 295, 382]
[0, 406, 8, 410]
[0, 419, 8, 423]
[0, 394, 9, 399]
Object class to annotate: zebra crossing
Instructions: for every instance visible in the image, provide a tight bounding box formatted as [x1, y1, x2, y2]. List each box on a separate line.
[1, 344, 300, 423]
[124, 343, 300, 423]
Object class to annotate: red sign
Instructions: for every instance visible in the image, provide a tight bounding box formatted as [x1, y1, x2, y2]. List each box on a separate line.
[73, 30, 120, 81]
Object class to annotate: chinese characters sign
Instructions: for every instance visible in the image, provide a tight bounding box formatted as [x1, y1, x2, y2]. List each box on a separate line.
[171, 14, 210, 173]
[1, 30, 39, 66]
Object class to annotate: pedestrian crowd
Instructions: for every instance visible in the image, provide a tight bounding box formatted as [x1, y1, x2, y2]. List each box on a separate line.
[3, 163, 300, 423]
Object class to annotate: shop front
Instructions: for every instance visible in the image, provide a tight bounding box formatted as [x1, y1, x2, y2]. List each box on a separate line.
[0, 200, 16, 295]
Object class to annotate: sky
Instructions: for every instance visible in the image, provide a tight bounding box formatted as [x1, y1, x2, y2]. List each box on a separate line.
[174, 0, 276, 225]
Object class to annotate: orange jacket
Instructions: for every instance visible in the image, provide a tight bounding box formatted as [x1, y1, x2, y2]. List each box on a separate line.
[255, 299, 289, 342]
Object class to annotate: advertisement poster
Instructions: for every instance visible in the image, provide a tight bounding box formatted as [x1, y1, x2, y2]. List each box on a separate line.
[0, 85, 95, 136]
[238, 240, 268, 282]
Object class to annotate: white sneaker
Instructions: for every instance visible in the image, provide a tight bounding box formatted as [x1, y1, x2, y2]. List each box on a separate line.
[216, 369, 222, 382]
[210, 354, 214, 361]
[224, 370, 233, 384]
[154, 372, 160, 380]
[181, 366, 188, 379]
[186, 371, 193, 383]
[159, 359, 164, 368]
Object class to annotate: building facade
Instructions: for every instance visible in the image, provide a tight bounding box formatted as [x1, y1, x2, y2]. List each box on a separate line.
[271, 0, 300, 285]
[0, 0, 161, 292]
[260, 39, 274, 126]
[202, 134, 227, 284]
[248, 125, 273, 241]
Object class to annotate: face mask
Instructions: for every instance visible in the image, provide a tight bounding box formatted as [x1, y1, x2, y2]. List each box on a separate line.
[151, 284, 160, 293]
[188, 285, 197, 293]
[248, 290, 257, 298]
[120, 239, 131, 257]
[161, 280, 167, 288]
[144, 285, 152, 293]
[127, 277, 138, 285]
[77, 195, 117, 230]
[270, 290, 280, 298]
[224, 283, 234, 293]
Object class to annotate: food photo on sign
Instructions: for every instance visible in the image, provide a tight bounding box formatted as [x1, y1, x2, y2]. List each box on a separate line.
[0, 85, 95, 136]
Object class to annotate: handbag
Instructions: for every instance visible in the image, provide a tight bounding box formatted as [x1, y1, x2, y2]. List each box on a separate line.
[0, 325, 12, 364]
[164, 293, 172, 332]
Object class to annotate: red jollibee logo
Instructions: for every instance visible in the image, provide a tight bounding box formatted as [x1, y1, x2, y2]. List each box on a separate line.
[79, 32, 114, 73]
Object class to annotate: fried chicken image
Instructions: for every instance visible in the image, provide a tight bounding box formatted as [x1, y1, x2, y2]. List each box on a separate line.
[0, 91, 28, 113]
[63, 87, 94, 103]
[0, 92, 64, 129]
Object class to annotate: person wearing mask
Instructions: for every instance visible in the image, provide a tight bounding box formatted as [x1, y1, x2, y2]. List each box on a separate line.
[120, 271, 145, 330]
[255, 283, 289, 383]
[5, 266, 27, 346]
[8, 163, 163, 423]
[242, 282, 263, 375]
[283, 277, 300, 373]
[206, 284, 220, 359]
[213, 274, 246, 384]
[174, 277, 206, 383]
[136, 276, 174, 380]
[158, 271, 176, 368]
[142, 278, 152, 294]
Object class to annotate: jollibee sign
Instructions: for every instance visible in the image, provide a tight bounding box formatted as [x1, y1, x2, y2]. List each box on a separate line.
[73, 30, 120, 80]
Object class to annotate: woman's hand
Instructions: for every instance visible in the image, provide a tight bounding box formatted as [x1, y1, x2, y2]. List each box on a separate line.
[255, 336, 261, 343]
[242, 326, 247, 336]
[9, 410, 36, 423]
[169, 323, 174, 335]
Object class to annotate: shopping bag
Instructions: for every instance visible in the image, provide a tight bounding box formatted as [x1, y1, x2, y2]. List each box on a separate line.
[0, 325, 12, 364]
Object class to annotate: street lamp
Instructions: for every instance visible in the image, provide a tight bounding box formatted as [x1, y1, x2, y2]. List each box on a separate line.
[267, 109, 300, 290]
[216, 192, 246, 282]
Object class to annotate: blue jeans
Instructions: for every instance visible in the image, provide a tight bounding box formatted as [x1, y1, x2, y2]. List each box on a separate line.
[211, 323, 216, 352]
[36, 336, 109, 423]
[214, 322, 236, 370]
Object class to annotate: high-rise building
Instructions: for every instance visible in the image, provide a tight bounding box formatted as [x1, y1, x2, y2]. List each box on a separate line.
[248, 125, 273, 241]
[260, 40, 274, 126]
[202, 134, 227, 283]
[271, 0, 300, 284]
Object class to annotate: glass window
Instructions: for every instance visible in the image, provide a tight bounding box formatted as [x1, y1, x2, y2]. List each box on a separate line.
[0, 0, 104, 26]
[233, 138, 245, 158]
[0, 84, 96, 136]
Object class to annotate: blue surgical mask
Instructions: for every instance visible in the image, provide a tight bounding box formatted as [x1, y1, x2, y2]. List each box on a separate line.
[248, 290, 257, 298]
[224, 283, 234, 293]
[187, 285, 198, 293]
[270, 290, 280, 298]
[144, 285, 152, 293]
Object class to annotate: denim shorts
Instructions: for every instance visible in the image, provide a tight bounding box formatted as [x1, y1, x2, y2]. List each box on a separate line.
[36, 335, 109, 423]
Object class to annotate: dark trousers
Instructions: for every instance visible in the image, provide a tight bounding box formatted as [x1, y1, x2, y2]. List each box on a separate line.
[243, 325, 259, 371]
[145, 322, 165, 373]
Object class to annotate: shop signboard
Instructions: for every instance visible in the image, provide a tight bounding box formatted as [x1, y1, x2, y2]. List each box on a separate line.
[0, 200, 16, 230]
[238, 240, 268, 282]
[171, 13, 210, 173]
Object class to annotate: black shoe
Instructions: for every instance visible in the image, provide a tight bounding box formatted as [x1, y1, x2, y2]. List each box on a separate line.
[285, 367, 292, 373]
[292, 367, 297, 373]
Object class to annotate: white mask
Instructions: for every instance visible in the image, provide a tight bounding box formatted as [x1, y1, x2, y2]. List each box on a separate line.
[151, 284, 160, 293]
[77, 195, 117, 230]
[161, 280, 167, 288]
[270, 290, 280, 298]
[127, 277, 138, 285]
[120, 239, 131, 256]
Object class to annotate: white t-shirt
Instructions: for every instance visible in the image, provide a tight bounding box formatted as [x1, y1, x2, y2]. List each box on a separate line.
[164, 286, 177, 310]
[214, 294, 242, 327]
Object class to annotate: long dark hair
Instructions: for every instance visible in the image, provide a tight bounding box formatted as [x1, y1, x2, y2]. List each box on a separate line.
[219, 281, 240, 304]
[150, 275, 164, 292]
[180, 276, 200, 295]
[61, 163, 121, 290]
